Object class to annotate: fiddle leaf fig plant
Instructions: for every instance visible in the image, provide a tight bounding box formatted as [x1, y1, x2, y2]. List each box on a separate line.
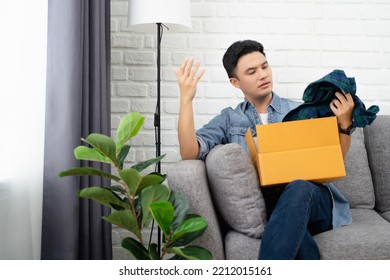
[59, 112, 212, 260]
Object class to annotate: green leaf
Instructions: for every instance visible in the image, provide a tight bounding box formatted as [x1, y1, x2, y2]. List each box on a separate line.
[148, 243, 160, 260]
[78, 187, 128, 210]
[119, 168, 141, 197]
[173, 217, 208, 239]
[169, 191, 189, 231]
[121, 237, 151, 260]
[82, 133, 117, 164]
[116, 144, 130, 169]
[136, 173, 166, 196]
[116, 112, 144, 155]
[74, 146, 112, 164]
[131, 154, 165, 172]
[141, 184, 170, 227]
[185, 213, 201, 219]
[170, 217, 208, 247]
[59, 167, 120, 182]
[149, 200, 174, 237]
[169, 226, 207, 247]
[102, 210, 141, 239]
[104, 185, 126, 195]
[168, 246, 212, 260]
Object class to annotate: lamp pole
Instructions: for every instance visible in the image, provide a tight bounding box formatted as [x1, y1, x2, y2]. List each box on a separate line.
[155, 22, 163, 256]
[155, 23, 162, 175]
[127, 0, 192, 259]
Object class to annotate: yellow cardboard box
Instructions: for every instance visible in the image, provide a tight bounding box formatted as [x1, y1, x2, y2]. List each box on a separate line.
[245, 116, 346, 187]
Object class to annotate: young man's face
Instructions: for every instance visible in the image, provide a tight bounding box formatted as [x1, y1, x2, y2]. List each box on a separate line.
[229, 51, 273, 104]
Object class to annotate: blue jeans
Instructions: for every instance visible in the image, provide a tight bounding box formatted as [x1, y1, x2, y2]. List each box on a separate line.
[258, 180, 332, 260]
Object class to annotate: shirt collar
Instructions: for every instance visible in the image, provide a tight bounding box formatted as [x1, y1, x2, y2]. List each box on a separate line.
[243, 92, 282, 114]
[268, 92, 282, 113]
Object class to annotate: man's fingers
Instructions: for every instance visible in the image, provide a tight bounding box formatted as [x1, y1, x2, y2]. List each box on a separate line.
[175, 57, 204, 85]
[335, 92, 353, 104]
[185, 57, 194, 77]
[189, 61, 201, 79]
[194, 69, 205, 82]
[178, 57, 188, 75]
[344, 92, 354, 103]
[331, 98, 340, 109]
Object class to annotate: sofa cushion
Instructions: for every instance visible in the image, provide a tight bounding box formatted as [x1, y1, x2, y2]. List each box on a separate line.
[314, 209, 390, 259]
[225, 230, 260, 260]
[224, 209, 390, 260]
[333, 128, 375, 209]
[205, 144, 267, 238]
[364, 115, 390, 221]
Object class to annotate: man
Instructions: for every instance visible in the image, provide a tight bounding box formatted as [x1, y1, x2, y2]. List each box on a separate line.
[174, 40, 354, 259]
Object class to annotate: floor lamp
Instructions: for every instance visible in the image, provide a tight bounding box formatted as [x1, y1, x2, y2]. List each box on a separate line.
[127, 0, 192, 256]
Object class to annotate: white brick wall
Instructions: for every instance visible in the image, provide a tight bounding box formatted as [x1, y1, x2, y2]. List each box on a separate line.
[110, 0, 390, 259]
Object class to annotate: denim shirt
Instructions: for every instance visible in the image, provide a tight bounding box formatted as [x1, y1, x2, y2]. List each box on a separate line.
[196, 92, 352, 229]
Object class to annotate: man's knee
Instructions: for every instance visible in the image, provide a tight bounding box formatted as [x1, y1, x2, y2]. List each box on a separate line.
[286, 179, 315, 190]
[285, 180, 330, 204]
[284, 180, 317, 199]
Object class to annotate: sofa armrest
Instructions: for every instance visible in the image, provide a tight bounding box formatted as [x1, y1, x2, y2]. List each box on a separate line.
[364, 115, 390, 222]
[167, 160, 225, 259]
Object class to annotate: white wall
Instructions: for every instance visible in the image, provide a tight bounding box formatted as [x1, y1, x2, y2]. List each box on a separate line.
[111, 0, 390, 174]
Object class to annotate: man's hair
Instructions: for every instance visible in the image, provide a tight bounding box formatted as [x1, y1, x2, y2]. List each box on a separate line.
[222, 40, 266, 79]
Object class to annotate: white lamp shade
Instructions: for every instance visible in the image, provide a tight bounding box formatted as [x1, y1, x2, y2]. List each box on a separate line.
[128, 0, 192, 32]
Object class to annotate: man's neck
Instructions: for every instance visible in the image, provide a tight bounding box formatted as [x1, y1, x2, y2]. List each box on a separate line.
[249, 92, 273, 113]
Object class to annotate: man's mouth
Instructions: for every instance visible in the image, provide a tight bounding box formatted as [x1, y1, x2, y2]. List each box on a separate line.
[259, 81, 270, 88]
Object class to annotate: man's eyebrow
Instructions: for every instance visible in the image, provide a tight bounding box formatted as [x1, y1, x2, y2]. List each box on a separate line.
[245, 67, 257, 72]
[245, 61, 268, 72]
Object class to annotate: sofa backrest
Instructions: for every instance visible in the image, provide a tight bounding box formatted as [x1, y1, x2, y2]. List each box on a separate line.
[333, 128, 375, 209]
[364, 115, 390, 221]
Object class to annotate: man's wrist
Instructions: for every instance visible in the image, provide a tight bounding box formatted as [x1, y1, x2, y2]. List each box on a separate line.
[338, 119, 353, 130]
[338, 122, 355, 135]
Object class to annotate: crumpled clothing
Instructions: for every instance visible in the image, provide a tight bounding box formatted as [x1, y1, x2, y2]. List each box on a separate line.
[283, 69, 380, 128]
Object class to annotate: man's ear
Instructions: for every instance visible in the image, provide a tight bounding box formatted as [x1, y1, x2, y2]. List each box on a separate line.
[230, 77, 240, 89]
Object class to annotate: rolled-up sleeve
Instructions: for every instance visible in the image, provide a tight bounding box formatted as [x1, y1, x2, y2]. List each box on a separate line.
[195, 109, 230, 160]
[196, 135, 209, 161]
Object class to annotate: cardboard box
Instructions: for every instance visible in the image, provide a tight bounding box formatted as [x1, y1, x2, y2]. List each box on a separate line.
[245, 116, 346, 187]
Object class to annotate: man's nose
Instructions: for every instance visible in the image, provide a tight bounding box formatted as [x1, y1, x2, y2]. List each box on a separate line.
[259, 70, 267, 79]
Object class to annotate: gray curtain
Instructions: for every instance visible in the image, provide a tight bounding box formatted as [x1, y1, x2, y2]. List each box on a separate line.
[41, 0, 112, 259]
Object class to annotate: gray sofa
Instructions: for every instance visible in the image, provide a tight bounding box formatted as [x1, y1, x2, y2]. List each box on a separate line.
[167, 115, 390, 259]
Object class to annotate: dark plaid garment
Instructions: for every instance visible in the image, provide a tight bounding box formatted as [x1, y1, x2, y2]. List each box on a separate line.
[283, 69, 380, 128]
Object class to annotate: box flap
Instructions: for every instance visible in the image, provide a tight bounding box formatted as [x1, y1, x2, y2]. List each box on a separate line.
[256, 116, 340, 153]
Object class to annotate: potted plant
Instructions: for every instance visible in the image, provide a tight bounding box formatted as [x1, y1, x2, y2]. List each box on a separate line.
[59, 112, 212, 260]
